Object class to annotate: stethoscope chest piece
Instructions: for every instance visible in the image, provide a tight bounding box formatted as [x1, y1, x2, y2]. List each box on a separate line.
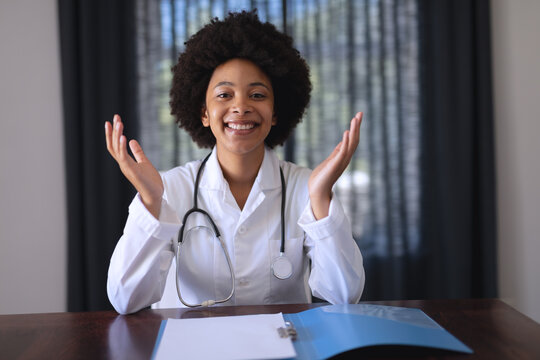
[272, 253, 293, 280]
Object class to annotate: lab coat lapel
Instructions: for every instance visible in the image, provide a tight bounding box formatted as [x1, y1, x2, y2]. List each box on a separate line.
[238, 148, 282, 224]
[197, 147, 283, 223]
[198, 148, 239, 213]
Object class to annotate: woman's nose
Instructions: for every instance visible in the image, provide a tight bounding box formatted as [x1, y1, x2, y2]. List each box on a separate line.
[232, 95, 252, 114]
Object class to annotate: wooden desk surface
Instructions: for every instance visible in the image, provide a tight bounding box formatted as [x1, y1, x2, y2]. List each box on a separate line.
[1, 299, 539, 359]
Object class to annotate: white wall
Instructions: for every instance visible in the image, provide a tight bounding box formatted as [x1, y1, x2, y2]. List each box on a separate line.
[0, 0, 66, 314]
[492, 0, 540, 323]
[0, 0, 539, 322]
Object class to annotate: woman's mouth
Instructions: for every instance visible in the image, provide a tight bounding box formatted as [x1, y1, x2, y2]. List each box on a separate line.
[225, 122, 257, 130]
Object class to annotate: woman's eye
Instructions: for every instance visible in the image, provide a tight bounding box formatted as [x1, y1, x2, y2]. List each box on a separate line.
[217, 93, 230, 99]
[251, 93, 266, 99]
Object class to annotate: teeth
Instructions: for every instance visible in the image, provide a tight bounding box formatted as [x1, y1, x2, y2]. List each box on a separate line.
[228, 123, 255, 130]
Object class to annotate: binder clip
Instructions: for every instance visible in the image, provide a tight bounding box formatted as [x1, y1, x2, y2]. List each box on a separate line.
[277, 321, 297, 340]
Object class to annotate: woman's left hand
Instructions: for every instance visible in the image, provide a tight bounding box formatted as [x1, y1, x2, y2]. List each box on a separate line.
[308, 112, 363, 220]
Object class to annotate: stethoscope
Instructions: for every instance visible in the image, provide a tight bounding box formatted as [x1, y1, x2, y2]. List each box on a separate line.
[175, 153, 293, 307]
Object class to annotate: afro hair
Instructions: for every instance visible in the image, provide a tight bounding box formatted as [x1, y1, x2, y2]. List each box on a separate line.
[170, 10, 311, 148]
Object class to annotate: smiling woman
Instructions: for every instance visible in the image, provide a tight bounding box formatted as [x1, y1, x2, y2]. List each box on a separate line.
[104, 10, 365, 314]
[202, 59, 276, 164]
[201, 58, 277, 209]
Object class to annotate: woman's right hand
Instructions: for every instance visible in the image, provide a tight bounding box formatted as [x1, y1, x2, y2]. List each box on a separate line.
[105, 114, 164, 219]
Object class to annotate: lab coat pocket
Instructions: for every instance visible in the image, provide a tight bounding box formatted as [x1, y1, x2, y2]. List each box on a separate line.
[269, 235, 308, 303]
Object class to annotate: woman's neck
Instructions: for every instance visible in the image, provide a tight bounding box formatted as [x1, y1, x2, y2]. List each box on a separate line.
[216, 145, 265, 209]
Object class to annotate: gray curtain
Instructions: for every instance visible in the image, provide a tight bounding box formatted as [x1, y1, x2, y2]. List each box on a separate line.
[418, 0, 497, 299]
[59, 0, 138, 311]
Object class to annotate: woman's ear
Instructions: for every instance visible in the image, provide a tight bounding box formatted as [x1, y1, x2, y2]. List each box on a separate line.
[272, 113, 277, 126]
[201, 106, 210, 127]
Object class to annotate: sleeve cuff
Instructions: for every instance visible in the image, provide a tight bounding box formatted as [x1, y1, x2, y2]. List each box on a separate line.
[126, 194, 182, 241]
[298, 194, 346, 239]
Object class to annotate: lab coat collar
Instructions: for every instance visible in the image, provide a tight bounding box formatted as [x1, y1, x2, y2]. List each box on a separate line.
[198, 146, 282, 192]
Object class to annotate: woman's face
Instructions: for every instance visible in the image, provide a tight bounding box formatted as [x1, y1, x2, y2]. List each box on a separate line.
[202, 58, 276, 159]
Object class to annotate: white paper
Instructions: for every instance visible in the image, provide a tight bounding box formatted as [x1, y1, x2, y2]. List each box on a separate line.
[153, 313, 296, 360]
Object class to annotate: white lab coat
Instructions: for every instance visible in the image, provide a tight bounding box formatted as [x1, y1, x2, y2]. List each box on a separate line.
[107, 147, 365, 314]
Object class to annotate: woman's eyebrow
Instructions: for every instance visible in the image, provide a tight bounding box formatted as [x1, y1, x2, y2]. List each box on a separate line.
[249, 82, 270, 89]
[214, 81, 270, 89]
[214, 81, 234, 88]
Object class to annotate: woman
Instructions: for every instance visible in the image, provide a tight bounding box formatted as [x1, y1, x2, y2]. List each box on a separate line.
[105, 11, 364, 314]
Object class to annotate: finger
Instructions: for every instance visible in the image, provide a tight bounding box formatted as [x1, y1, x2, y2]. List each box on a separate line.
[339, 130, 349, 158]
[347, 118, 359, 153]
[341, 130, 351, 152]
[346, 114, 362, 157]
[113, 113, 122, 127]
[129, 139, 149, 164]
[105, 121, 113, 154]
[111, 115, 118, 154]
[113, 118, 124, 155]
[339, 129, 359, 173]
[353, 112, 362, 138]
[350, 113, 361, 139]
[119, 135, 141, 172]
[118, 134, 129, 161]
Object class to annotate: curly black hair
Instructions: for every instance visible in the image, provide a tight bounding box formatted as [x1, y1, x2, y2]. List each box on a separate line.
[170, 10, 311, 149]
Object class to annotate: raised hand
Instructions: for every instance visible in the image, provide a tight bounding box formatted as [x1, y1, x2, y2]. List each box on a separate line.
[308, 112, 363, 220]
[105, 114, 164, 218]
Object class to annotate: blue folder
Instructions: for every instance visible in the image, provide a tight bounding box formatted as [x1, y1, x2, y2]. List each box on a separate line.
[283, 304, 473, 359]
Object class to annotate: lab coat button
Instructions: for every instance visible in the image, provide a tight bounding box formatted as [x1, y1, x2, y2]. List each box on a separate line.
[238, 226, 246, 234]
[238, 278, 249, 286]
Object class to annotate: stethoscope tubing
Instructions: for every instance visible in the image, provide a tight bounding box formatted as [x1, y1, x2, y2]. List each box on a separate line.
[175, 231, 235, 308]
[175, 152, 290, 307]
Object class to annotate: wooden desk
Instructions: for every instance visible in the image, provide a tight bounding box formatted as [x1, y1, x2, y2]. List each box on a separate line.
[1, 299, 539, 359]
